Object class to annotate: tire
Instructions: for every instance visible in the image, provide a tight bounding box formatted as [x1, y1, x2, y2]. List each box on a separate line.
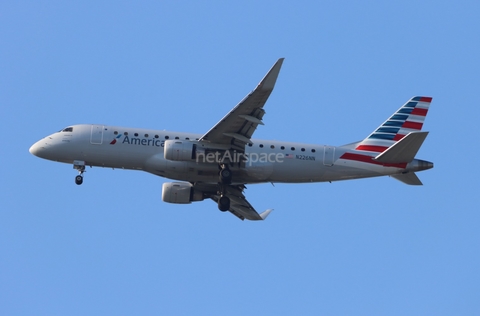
[220, 168, 231, 178]
[75, 175, 83, 185]
[218, 195, 230, 212]
[219, 168, 232, 184]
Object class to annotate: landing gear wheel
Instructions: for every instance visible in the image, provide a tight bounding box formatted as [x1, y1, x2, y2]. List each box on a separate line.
[75, 175, 83, 185]
[73, 161, 86, 186]
[218, 195, 230, 212]
[219, 168, 232, 184]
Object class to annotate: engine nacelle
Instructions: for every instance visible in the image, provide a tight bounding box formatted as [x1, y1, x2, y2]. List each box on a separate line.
[162, 182, 204, 204]
[164, 140, 197, 161]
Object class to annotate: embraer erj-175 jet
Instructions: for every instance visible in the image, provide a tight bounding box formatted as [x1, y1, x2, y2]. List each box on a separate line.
[30, 59, 433, 221]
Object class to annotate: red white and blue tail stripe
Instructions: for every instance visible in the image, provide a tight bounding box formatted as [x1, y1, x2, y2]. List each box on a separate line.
[355, 96, 432, 153]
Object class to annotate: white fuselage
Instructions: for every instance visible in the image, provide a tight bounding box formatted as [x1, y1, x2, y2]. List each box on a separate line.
[29, 124, 432, 185]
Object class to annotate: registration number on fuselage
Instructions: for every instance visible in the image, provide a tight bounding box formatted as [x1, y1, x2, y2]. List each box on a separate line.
[296, 155, 315, 161]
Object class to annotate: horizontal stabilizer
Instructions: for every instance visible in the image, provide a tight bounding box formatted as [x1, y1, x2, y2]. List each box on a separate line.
[391, 173, 423, 185]
[374, 131, 428, 163]
[259, 209, 273, 220]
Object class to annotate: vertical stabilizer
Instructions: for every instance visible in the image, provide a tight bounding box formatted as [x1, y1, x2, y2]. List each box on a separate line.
[355, 96, 432, 154]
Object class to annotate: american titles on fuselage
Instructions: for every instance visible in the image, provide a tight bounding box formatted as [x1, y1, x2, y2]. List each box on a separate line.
[110, 130, 318, 165]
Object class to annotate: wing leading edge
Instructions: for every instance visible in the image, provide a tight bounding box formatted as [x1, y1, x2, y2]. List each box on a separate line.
[193, 60, 284, 220]
[199, 58, 284, 151]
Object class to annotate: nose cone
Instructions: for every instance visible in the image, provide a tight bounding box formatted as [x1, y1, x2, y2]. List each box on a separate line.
[29, 139, 50, 159]
[29, 141, 41, 156]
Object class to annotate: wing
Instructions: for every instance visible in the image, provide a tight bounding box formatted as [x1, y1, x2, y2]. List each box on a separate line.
[199, 58, 284, 151]
[193, 182, 273, 221]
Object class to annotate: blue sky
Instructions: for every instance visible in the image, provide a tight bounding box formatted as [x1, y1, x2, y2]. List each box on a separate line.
[1, 1, 479, 315]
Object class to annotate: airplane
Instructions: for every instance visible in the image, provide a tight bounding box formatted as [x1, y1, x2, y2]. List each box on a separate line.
[29, 58, 433, 221]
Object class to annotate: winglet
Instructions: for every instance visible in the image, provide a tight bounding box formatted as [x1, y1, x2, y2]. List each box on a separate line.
[258, 58, 284, 91]
[259, 209, 273, 220]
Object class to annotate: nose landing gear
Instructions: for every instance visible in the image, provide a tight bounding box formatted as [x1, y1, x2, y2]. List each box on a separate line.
[75, 174, 83, 185]
[73, 160, 86, 185]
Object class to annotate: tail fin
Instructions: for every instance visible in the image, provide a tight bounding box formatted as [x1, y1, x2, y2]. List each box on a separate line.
[355, 96, 432, 154]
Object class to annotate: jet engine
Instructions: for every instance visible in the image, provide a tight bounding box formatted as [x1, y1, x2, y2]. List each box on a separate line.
[164, 140, 198, 161]
[164, 140, 232, 164]
[162, 182, 204, 204]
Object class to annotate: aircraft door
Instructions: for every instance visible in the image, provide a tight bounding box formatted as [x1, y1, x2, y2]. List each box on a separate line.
[90, 125, 104, 144]
[323, 146, 335, 166]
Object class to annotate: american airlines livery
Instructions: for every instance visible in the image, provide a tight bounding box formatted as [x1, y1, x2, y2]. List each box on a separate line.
[29, 59, 433, 221]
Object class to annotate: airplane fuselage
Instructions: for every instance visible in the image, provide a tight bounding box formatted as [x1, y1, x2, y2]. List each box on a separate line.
[30, 124, 432, 185]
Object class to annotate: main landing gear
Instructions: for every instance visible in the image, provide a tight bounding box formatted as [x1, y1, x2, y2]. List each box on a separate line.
[217, 164, 232, 212]
[219, 167, 232, 184]
[73, 160, 86, 185]
[218, 195, 230, 212]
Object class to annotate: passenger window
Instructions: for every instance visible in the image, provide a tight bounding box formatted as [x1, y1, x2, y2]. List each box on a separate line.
[311, 149, 316, 153]
[291, 147, 295, 151]
[248, 143, 253, 147]
[281, 146, 285, 150]
[114, 131, 118, 135]
[124, 132, 128, 136]
[145, 134, 149, 137]
[270, 145, 275, 149]
[165, 136, 169, 139]
[185, 137, 190, 140]
[301, 148, 305, 152]
[175, 136, 179, 139]
[134, 133, 139, 137]
[259, 144, 264, 148]
[154, 135, 159, 138]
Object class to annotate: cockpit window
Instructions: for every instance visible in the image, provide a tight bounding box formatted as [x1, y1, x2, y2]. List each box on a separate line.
[62, 127, 73, 132]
